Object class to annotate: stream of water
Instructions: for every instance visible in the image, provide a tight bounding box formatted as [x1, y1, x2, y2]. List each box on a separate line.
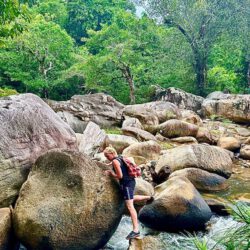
[106, 215, 243, 250]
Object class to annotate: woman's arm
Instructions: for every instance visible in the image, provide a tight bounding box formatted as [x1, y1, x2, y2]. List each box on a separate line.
[105, 159, 123, 179]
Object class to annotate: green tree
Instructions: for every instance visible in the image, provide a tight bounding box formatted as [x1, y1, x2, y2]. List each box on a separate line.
[65, 0, 135, 44]
[0, 15, 75, 98]
[207, 33, 247, 93]
[31, 0, 68, 28]
[0, 0, 29, 45]
[84, 10, 195, 104]
[138, 0, 250, 96]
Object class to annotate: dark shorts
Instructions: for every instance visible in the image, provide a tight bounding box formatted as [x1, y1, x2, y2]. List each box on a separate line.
[120, 179, 135, 200]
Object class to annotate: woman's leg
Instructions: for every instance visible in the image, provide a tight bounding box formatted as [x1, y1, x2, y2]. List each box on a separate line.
[125, 199, 139, 233]
[133, 195, 151, 202]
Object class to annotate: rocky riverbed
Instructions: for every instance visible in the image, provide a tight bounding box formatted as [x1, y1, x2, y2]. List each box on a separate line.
[0, 87, 249, 250]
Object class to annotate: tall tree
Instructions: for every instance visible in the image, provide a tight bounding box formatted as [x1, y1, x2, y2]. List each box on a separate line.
[65, 0, 135, 44]
[0, 15, 75, 98]
[84, 11, 176, 104]
[138, 0, 249, 95]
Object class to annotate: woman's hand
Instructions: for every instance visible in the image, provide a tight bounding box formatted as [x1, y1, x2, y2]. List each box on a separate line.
[104, 170, 113, 176]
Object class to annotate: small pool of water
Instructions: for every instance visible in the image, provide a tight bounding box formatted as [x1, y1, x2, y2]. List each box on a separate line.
[202, 164, 250, 202]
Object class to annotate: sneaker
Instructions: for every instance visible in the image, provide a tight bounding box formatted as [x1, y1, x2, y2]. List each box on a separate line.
[146, 196, 154, 205]
[126, 231, 140, 240]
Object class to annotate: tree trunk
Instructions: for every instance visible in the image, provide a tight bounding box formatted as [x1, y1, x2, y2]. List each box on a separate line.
[42, 87, 49, 99]
[164, 19, 207, 96]
[127, 77, 136, 104]
[195, 59, 206, 96]
[121, 66, 136, 104]
[247, 61, 250, 89]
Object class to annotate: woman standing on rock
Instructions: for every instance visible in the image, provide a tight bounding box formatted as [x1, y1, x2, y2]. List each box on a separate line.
[103, 146, 154, 240]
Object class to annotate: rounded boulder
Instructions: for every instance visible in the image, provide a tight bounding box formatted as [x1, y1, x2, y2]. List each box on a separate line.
[138, 176, 212, 231]
[13, 149, 124, 250]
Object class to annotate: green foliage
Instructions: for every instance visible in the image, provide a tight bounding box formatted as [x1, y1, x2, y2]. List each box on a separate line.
[104, 127, 122, 135]
[0, 15, 76, 99]
[31, 0, 68, 28]
[192, 236, 208, 250]
[0, 87, 18, 97]
[0, 0, 249, 102]
[65, 0, 135, 44]
[207, 66, 237, 93]
[84, 11, 194, 103]
[193, 202, 250, 250]
[0, 0, 30, 46]
[139, 0, 250, 95]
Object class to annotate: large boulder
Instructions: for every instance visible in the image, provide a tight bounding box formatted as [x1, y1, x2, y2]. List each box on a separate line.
[135, 179, 154, 197]
[123, 101, 180, 125]
[134, 178, 154, 207]
[13, 149, 124, 250]
[138, 176, 212, 231]
[122, 104, 159, 126]
[169, 168, 228, 191]
[180, 109, 203, 126]
[157, 119, 199, 138]
[123, 140, 161, 165]
[122, 127, 156, 142]
[217, 137, 241, 151]
[0, 208, 18, 250]
[154, 87, 204, 113]
[122, 117, 143, 130]
[0, 94, 77, 208]
[155, 144, 233, 178]
[143, 101, 181, 122]
[53, 111, 87, 133]
[48, 93, 124, 130]
[202, 93, 250, 124]
[105, 134, 138, 154]
[77, 121, 106, 157]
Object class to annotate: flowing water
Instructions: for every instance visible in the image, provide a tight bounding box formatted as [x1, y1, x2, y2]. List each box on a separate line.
[106, 215, 243, 250]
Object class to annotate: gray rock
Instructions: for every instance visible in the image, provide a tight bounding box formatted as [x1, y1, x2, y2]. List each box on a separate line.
[0, 94, 77, 207]
[78, 122, 107, 157]
[13, 149, 124, 250]
[48, 93, 124, 129]
[154, 87, 204, 113]
[202, 93, 250, 124]
[57, 111, 87, 133]
[139, 176, 212, 231]
[155, 144, 233, 178]
[123, 101, 180, 125]
[105, 134, 138, 154]
[122, 127, 156, 142]
[123, 140, 161, 165]
[122, 117, 143, 130]
[206, 91, 227, 100]
[169, 168, 229, 191]
[157, 119, 199, 138]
